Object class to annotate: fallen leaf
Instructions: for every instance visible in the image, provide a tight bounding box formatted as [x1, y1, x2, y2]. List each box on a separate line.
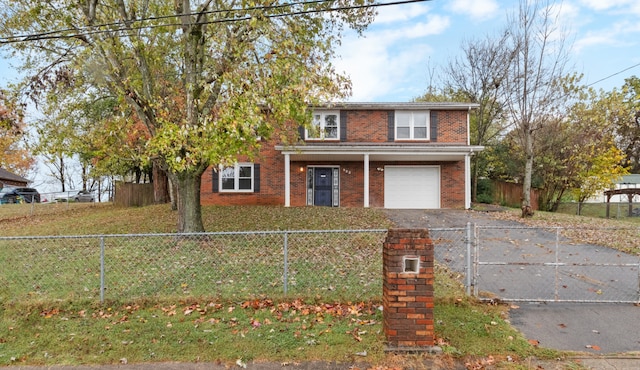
[528, 339, 540, 347]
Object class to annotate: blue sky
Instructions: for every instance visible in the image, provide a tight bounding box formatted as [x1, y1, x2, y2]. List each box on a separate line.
[336, 0, 640, 102]
[1, 0, 639, 103]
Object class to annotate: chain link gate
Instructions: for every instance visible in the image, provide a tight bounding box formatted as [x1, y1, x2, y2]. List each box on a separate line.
[472, 226, 640, 303]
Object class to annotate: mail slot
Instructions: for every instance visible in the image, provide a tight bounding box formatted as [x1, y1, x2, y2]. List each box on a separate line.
[403, 256, 420, 274]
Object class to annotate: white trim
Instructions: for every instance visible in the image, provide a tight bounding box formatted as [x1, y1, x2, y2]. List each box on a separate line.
[465, 154, 471, 209]
[364, 154, 369, 208]
[394, 110, 430, 140]
[219, 163, 254, 192]
[284, 154, 290, 207]
[305, 110, 340, 141]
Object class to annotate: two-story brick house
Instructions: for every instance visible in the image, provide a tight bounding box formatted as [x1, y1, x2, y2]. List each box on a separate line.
[200, 102, 483, 209]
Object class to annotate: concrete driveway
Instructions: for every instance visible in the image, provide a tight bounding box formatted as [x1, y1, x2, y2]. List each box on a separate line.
[383, 209, 640, 355]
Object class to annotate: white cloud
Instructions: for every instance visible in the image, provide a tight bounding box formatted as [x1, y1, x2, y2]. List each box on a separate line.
[335, 13, 449, 101]
[335, 39, 432, 101]
[448, 0, 499, 20]
[578, 0, 634, 11]
[335, 31, 435, 101]
[374, 3, 431, 24]
[574, 34, 620, 52]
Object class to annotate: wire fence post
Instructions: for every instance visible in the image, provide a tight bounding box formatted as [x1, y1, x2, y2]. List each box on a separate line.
[554, 227, 560, 301]
[465, 222, 473, 296]
[283, 231, 288, 296]
[100, 236, 105, 303]
[473, 224, 479, 297]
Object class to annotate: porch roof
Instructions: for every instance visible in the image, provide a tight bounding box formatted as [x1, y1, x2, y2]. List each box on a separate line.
[275, 144, 484, 162]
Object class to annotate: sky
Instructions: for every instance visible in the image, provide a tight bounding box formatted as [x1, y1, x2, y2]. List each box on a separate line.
[334, 0, 640, 102]
[1, 0, 640, 102]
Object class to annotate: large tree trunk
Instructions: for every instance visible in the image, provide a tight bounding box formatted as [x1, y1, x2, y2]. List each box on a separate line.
[152, 160, 170, 204]
[173, 171, 205, 233]
[521, 129, 534, 217]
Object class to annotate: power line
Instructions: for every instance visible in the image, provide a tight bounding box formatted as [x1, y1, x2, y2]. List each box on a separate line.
[0, 0, 432, 44]
[586, 62, 640, 88]
[6, 0, 336, 43]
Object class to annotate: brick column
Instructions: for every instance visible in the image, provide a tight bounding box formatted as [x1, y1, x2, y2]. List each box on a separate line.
[383, 228, 436, 351]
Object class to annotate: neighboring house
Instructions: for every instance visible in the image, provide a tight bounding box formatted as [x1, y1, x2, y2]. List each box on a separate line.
[587, 174, 640, 203]
[200, 102, 483, 209]
[0, 168, 29, 188]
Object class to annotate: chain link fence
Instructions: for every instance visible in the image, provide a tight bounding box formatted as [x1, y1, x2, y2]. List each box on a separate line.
[474, 226, 640, 303]
[2, 225, 637, 305]
[557, 201, 640, 219]
[0, 230, 387, 304]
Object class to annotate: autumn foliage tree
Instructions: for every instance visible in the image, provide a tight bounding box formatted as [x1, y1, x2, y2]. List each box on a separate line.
[0, 0, 375, 232]
[609, 76, 640, 173]
[0, 92, 34, 177]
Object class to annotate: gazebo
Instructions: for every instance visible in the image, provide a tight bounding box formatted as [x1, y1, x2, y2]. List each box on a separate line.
[604, 188, 640, 218]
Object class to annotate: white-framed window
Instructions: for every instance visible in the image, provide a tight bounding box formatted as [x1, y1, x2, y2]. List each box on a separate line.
[306, 111, 339, 140]
[219, 163, 254, 192]
[395, 111, 429, 140]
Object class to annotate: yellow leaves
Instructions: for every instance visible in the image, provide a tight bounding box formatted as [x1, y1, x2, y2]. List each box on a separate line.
[40, 308, 60, 319]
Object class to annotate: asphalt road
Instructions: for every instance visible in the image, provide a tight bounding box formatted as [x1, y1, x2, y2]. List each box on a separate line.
[383, 208, 640, 356]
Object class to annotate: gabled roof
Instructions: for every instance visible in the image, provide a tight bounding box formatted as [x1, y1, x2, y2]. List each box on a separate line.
[0, 168, 29, 184]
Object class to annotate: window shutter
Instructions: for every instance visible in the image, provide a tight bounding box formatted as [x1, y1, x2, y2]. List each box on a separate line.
[253, 164, 260, 193]
[298, 126, 305, 141]
[212, 169, 219, 193]
[387, 111, 395, 141]
[340, 111, 347, 142]
[430, 111, 438, 142]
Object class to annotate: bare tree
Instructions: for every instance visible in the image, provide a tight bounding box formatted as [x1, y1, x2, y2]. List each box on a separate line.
[442, 30, 515, 201]
[502, 0, 572, 217]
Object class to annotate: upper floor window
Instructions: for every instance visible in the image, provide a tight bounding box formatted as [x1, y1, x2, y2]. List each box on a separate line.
[220, 163, 254, 192]
[395, 111, 429, 140]
[306, 111, 339, 140]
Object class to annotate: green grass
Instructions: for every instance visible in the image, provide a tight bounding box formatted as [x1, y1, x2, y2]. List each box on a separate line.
[0, 204, 567, 367]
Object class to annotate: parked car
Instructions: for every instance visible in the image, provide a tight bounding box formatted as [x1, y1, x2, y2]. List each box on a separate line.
[0, 187, 41, 204]
[54, 190, 95, 203]
[0, 187, 14, 204]
[74, 190, 95, 202]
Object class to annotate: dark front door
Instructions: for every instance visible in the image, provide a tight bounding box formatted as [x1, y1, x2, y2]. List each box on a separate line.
[313, 168, 333, 206]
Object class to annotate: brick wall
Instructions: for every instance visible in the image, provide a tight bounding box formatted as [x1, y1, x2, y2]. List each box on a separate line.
[436, 110, 468, 144]
[199, 108, 471, 208]
[383, 228, 435, 349]
[345, 110, 390, 142]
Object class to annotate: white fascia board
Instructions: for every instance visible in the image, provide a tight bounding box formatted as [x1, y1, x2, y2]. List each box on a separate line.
[275, 145, 485, 156]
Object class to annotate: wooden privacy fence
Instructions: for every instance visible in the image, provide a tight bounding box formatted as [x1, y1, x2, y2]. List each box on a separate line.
[492, 181, 539, 210]
[114, 182, 154, 207]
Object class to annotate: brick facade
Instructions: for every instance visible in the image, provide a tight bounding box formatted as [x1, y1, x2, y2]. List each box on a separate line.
[200, 105, 478, 209]
[383, 228, 435, 349]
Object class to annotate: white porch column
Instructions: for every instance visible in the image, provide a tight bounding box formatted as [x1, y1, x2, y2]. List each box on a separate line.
[364, 154, 370, 207]
[465, 153, 471, 209]
[284, 153, 291, 207]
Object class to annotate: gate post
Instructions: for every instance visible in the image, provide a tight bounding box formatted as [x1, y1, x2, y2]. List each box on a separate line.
[383, 228, 437, 352]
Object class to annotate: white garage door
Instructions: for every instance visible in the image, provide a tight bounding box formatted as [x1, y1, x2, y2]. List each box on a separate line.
[384, 166, 440, 209]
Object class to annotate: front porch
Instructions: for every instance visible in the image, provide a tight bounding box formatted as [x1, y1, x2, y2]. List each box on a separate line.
[276, 144, 483, 209]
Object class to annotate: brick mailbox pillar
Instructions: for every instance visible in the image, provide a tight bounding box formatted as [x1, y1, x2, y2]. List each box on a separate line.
[383, 228, 435, 351]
